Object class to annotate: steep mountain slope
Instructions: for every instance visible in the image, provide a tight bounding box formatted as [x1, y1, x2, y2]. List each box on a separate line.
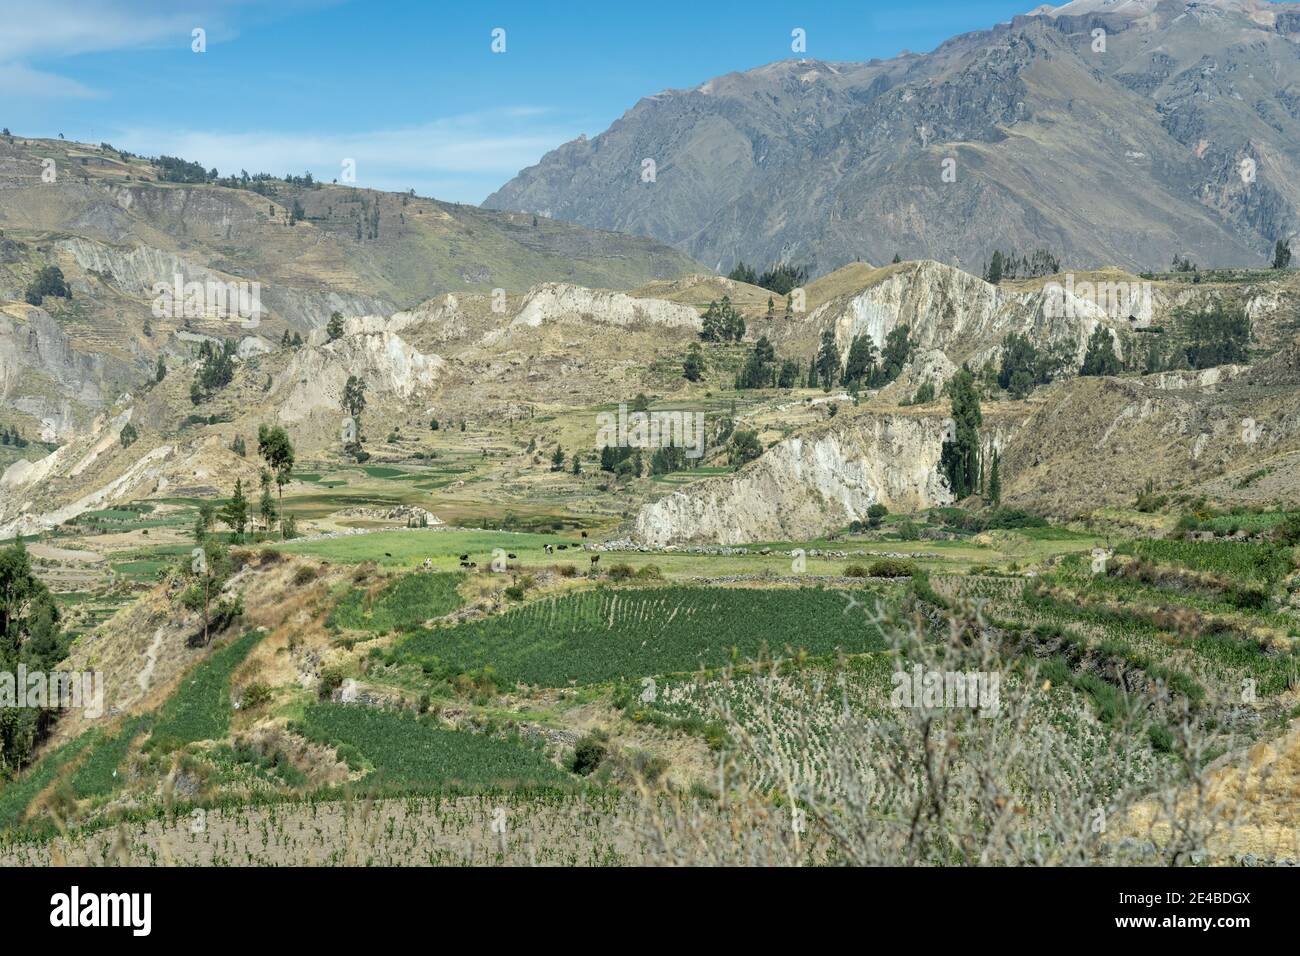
[485, 0, 1300, 274]
[0, 134, 699, 437]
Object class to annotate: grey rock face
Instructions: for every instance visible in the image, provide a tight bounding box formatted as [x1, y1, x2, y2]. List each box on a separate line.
[485, 0, 1300, 274]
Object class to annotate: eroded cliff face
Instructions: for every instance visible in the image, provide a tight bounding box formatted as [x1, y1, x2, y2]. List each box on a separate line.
[276, 318, 446, 424]
[813, 260, 1125, 372]
[59, 237, 392, 332]
[632, 413, 959, 547]
[503, 283, 701, 334]
[0, 306, 112, 438]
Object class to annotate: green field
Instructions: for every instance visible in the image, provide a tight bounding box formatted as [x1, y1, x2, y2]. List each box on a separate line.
[392, 585, 888, 686]
[148, 630, 266, 751]
[328, 572, 465, 632]
[297, 704, 570, 788]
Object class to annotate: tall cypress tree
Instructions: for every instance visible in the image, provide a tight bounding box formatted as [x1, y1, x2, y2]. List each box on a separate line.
[988, 448, 1001, 506]
[940, 368, 982, 498]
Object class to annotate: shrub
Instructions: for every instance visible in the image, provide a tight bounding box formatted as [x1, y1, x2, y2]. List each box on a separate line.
[569, 734, 607, 776]
[844, 564, 870, 578]
[24, 265, 72, 306]
[607, 563, 636, 581]
[318, 666, 346, 700]
[867, 559, 917, 578]
[240, 682, 273, 709]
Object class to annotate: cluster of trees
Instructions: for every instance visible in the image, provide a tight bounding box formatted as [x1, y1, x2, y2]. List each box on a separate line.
[1182, 304, 1251, 369]
[0, 542, 69, 774]
[24, 265, 71, 306]
[982, 249, 1059, 284]
[1139, 304, 1251, 372]
[154, 154, 213, 184]
[727, 262, 809, 296]
[997, 333, 1073, 398]
[700, 297, 746, 343]
[991, 302, 1250, 396]
[735, 336, 800, 389]
[1079, 326, 1121, 377]
[803, 325, 915, 392]
[279, 329, 305, 348]
[119, 422, 138, 448]
[599, 444, 639, 477]
[547, 446, 583, 475]
[195, 425, 295, 553]
[843, 324, 914, 390]
[811, 328, 839, 389]
[190, 339, 236, 404]
[0, 426, 28, 447]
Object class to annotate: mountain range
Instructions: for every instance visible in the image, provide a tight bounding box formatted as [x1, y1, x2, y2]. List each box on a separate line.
[484, 0, 1300, 276]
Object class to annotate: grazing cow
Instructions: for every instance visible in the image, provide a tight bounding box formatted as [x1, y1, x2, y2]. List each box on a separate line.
[544, 544, 554, 555]
[581, 531, 588, 538]
[558, 544, 568, 551]
[590, 555, 600, 566]
[459, 553, 469, 561]
[384, 552, 392, 558]
[469, 562, 477, 568]
[507, 553, 517, 560]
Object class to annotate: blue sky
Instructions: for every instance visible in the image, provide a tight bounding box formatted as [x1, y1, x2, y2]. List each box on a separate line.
[0, 0, 1124, 202]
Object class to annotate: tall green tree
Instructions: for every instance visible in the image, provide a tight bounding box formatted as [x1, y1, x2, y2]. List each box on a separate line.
[683, 343, 704, 382]
[0, 541, 66, 773]
[258, 468, 278, 533]
[218, 478, 249, 537]
[874, 323, 914, 386]
[815, 328, 840, 391]
[843, 334, 878, 388]
[988, 448, 1001, 506]
[940, 367, 982, 499]
[326, 311, 345, 342]
[257, 424, 295, 535]
[738, 336, 777, 389]
[1272, 239, 1291, 270]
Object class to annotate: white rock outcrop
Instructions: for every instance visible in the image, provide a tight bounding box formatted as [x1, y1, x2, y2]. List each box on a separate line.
[632, 414, 957, 546]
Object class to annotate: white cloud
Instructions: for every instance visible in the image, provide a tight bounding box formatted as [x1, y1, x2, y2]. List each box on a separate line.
[0, 1, 226, 61]
[112, 110, 579, 203]
[0, 63, 102, 98]
[0, 0, 319, 97]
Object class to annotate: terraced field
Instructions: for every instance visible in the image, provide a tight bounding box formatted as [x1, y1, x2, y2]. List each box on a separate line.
[390, 585, 889, 686]
[2, 475, 1296, 868]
